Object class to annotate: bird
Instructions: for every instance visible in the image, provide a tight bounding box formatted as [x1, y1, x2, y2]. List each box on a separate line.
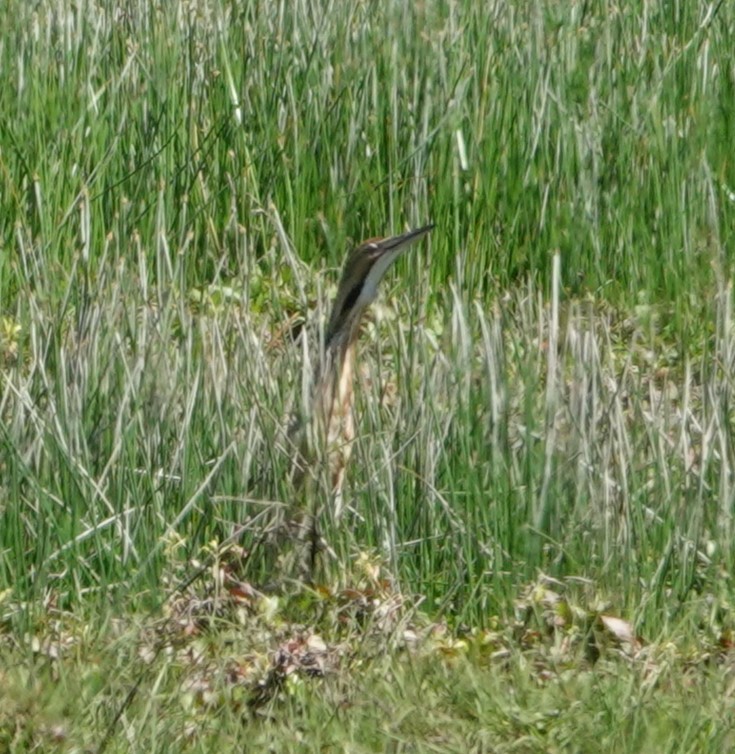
[286, 223, 434, 574]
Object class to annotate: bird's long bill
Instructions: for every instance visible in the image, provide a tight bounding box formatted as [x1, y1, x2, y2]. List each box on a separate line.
[378, 223, 435, 254]
[360, 223, 434, 304]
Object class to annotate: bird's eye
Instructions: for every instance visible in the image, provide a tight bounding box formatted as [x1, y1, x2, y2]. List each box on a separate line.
[341, 281, 363, 316]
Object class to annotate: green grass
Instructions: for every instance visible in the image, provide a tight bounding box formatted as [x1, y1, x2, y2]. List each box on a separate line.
[2, 0, 735, 750]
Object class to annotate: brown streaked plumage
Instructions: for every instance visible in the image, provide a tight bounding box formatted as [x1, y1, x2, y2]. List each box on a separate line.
[287, 224, 433, 571]
[310, 224, 433, 500]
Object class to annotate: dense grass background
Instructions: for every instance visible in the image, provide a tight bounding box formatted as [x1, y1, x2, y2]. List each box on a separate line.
[2, 0, 735, 750]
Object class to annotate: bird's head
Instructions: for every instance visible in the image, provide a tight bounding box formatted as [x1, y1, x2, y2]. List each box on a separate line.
[325, 224, 434, 349]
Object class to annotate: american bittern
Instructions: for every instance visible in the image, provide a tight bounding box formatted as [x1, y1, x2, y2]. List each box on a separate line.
[288, 224, 433, 569]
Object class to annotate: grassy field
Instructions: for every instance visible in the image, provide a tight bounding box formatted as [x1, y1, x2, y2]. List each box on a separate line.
[2, 0, 735, 750]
